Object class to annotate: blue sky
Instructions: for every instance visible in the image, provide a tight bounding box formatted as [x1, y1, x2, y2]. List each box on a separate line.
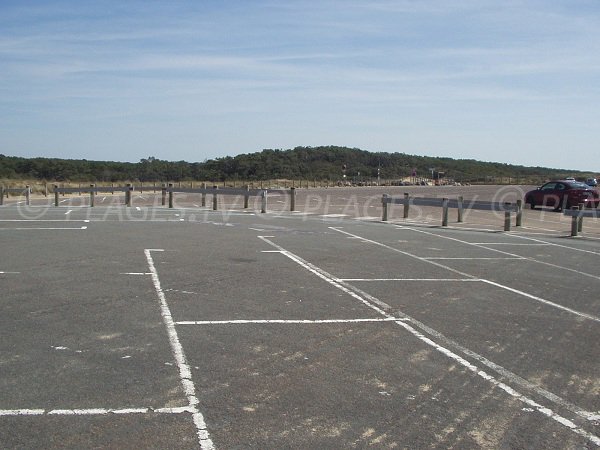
[1, 1, 599, 171]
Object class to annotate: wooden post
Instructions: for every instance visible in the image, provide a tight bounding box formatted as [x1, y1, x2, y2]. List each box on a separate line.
[261, 190, 267, 213]
[382, 194, 389, 221]
[168, 183, 174, 208]
[516, 200, 523, 227]
[442, 198, 449, 226]
[90, 184, 95, 207]
[244, 185, 250, 209]
[0, 186, 3, 206]
[504, 211, 511, 232]
[54, 185, 59, 206]
[25, 185, 31, 206]
[201, 182, 207, 207]
[403, 193, 410, 219]
[457, 196, 464, 223]
[571, 207, 579, 237]
[578, 203, 584, 233]
[125, 184, 132, 207]
[161, 184, 167, 206]
[44, 183, 48, 197]
[290, 187, 296, 211]
[213, 185, 218, 210]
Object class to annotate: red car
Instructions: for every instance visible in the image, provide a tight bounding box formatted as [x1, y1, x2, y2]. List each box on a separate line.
[525, 180, 600, 210]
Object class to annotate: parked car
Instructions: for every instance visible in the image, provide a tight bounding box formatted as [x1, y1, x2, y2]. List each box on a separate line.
[525, 180, 600, 210]
[586, 178, 598, 187]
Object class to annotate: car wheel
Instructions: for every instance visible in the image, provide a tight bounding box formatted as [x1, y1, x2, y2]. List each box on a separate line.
[529, 200, 536, 209]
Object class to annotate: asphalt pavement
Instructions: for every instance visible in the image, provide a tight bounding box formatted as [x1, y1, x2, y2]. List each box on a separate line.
[1, 187, 599, 449]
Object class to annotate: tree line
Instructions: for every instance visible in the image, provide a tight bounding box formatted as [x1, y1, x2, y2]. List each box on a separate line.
[0, 146, 591, 183]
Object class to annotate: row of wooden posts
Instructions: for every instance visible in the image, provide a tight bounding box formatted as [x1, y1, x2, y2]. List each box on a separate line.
[3, 185, 598, 236]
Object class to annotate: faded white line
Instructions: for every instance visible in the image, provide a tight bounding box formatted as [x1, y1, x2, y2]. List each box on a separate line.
[144, 249, 214, 450]
[471, 242, 551, 246]
[0, 219, 89, 222]
[0, 271, 20, 274]
[0, 406, 194, 416]
[259, 236, 600, 442]
[65, 210, 72, 215]
[339, 278, 480, 282]
[0, 226, 87, 231]
[177, 318, 405, 325]
[422, 257, 524, 260]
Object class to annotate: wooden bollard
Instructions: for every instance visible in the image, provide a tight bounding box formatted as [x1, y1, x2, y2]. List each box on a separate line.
[261, 190, 267, 213]
[25, 185, 31, 206]
[571, 206, 579, 237]
[504, 211, 511, 231]
[201, 182, 207, 207]
[168, 183, 174, 208]
[403, 193, 409, 219]
[290, 187, 296, 211]
[213, 186, 218, 210]
[161, 184, 167, 206]
[244, 185, 250, 209]
[382, 194, 389, 221]
[54, 185, 59, 206]
[578, 203, 584, 233]
[457, 196, 464, 222]
[516, 200, 523, 227]
[125, 184, 132, 207]
[0, 186, 4, 206]
[90, 184, 95, 207]
[442, 198, 449, 226]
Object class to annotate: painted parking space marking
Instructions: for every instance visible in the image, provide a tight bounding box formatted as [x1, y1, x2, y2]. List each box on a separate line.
[339, 278, 480, 282]
[144, 249, 214, 450]
[258, 235, 600, 444]
[0, 407, 194, 417]
[397, 225, 600, 281]
[0, 226, 88, 230]
[422, 256, 524, 260]
[510, 233, 600, 256]
[176, 318, 407, 325]
[330, 227, 600, 323]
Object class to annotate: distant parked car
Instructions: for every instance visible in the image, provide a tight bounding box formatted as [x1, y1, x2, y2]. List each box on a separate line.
[525, 180, 600, 210]
[586, 178, 597, 187]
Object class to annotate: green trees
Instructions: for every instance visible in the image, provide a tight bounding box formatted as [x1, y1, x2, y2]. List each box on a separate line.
[0, 147, 592, 183]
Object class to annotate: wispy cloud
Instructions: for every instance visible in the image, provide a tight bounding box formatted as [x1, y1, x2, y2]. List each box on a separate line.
[1, 0, 599, 169]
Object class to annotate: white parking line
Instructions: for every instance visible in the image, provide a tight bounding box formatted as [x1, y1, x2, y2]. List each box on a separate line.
[144, 249, 214, 450]
[0, 226, 87, 231]
[258, 236, 600, 444]
[422, 257, 524, 260]
[339, 278, 479, 282]
[0, 406, 194, 416]
[177, 318, 406, 325]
